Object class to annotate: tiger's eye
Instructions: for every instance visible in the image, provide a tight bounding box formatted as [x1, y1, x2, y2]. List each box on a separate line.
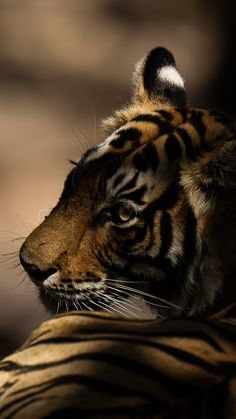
[117, 204, 134, 222]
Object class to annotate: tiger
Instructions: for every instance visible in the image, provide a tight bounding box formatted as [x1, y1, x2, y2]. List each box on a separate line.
[0, 309, 236, 418]
[0, 46, 236, 419]
[18, 46, 236, 319]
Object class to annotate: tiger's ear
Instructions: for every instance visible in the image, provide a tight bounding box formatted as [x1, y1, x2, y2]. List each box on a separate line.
[132, 47, 187, 108]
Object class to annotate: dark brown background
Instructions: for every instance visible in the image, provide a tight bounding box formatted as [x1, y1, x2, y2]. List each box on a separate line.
[0, 0, 236, 358]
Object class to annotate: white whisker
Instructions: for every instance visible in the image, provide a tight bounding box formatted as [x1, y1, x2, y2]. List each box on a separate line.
[96, 297, 129, 317]
[89, 298, 114, 315]
[96, 291, 139, 318]
[108, 290, 143, 312]
[81, 301, 94, 311]
[106, 281, 182, 310]
[105, 284, 168, 311]
[105, 279, 148, 284]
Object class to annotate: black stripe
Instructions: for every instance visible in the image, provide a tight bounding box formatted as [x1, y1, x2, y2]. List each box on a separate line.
[143, 182, 179, 214]
[175, 127, 197, 160]
[142, 143, 159, 171]
[209, 110, 233, 126]
[2, 346, 228, 418]
[165, 133, 182, 162]
[1, 396, 52, 419]
[116, 171, 139, 194]
[182, 205, 197, 268]
[81, 152, 119, 181]
[131, 114, 172, 135]
[3, 345, 220, 418]
[158, 212, 173, 259]
[132, 152, 149, 171]
[112, 173, 126, 190]
[189, 110, 211, 152]
[170, 204, 197, 296]
[0, 373, 163, 417]
[23, 326, 226, 354]
[132, 143, 159, 173]
[110, 128, 141, 148]
[144, 215, 155, 252]
[156, 109, 174, 121]
[3, 351, 200, 397]
[103, 159, 122, 180]
[23, 335, 224, 376]
[119, 185, 147, 205]
[49, 313, 236, 347]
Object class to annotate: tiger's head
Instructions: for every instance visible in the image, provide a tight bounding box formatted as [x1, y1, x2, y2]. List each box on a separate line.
[19, 47, 236, 318]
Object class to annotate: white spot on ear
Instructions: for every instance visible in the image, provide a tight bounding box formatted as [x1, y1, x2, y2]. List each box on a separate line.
[158, 66, 184, 88]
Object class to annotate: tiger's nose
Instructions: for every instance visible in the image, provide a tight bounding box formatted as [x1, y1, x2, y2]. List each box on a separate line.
[20, 252, 58, 283]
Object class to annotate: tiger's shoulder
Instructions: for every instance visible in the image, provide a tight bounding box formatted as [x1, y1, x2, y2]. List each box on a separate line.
[0, 309, 236, 418]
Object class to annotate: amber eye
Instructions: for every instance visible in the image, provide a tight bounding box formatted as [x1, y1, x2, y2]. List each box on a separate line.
[112, 203, 136, 224]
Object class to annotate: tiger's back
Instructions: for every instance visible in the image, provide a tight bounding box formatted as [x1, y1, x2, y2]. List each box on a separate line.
[0, 310, 236, 418]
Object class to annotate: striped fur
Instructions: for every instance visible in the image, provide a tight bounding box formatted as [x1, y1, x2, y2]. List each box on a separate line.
[19, 47, 236, 319]
[0, 310, 236, 418]
[1, 47, 236, 418]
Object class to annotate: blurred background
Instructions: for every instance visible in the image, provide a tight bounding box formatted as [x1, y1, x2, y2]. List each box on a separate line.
[0, 0, 236, 358]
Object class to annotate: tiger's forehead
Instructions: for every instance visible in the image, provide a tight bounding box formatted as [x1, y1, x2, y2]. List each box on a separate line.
[76, 107, 184, 172]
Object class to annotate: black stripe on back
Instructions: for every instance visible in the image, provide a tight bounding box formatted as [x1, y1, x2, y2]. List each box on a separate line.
[24, 324, 227, 354]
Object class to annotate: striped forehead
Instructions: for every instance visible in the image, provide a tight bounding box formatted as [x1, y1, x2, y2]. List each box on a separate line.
[80, 126, 142, 167]
[75, 106, 178, 170]
[106, 165, 155, 203]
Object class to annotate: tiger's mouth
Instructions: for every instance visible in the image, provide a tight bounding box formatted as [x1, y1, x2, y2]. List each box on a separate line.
[28, 267, 181, 319]
[32, 271, 107, 313]
[39, 283, 157, 319]
[31, 270, 154, 318]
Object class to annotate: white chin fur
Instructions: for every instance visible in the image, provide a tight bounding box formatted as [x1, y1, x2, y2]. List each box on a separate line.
[158, 65, 184, 88]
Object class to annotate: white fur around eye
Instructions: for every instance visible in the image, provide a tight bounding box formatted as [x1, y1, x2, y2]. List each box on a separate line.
[158, 66, 184, 88]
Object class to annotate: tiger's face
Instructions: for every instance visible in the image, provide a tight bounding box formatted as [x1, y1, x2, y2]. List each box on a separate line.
[19, 47, 235, 318]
